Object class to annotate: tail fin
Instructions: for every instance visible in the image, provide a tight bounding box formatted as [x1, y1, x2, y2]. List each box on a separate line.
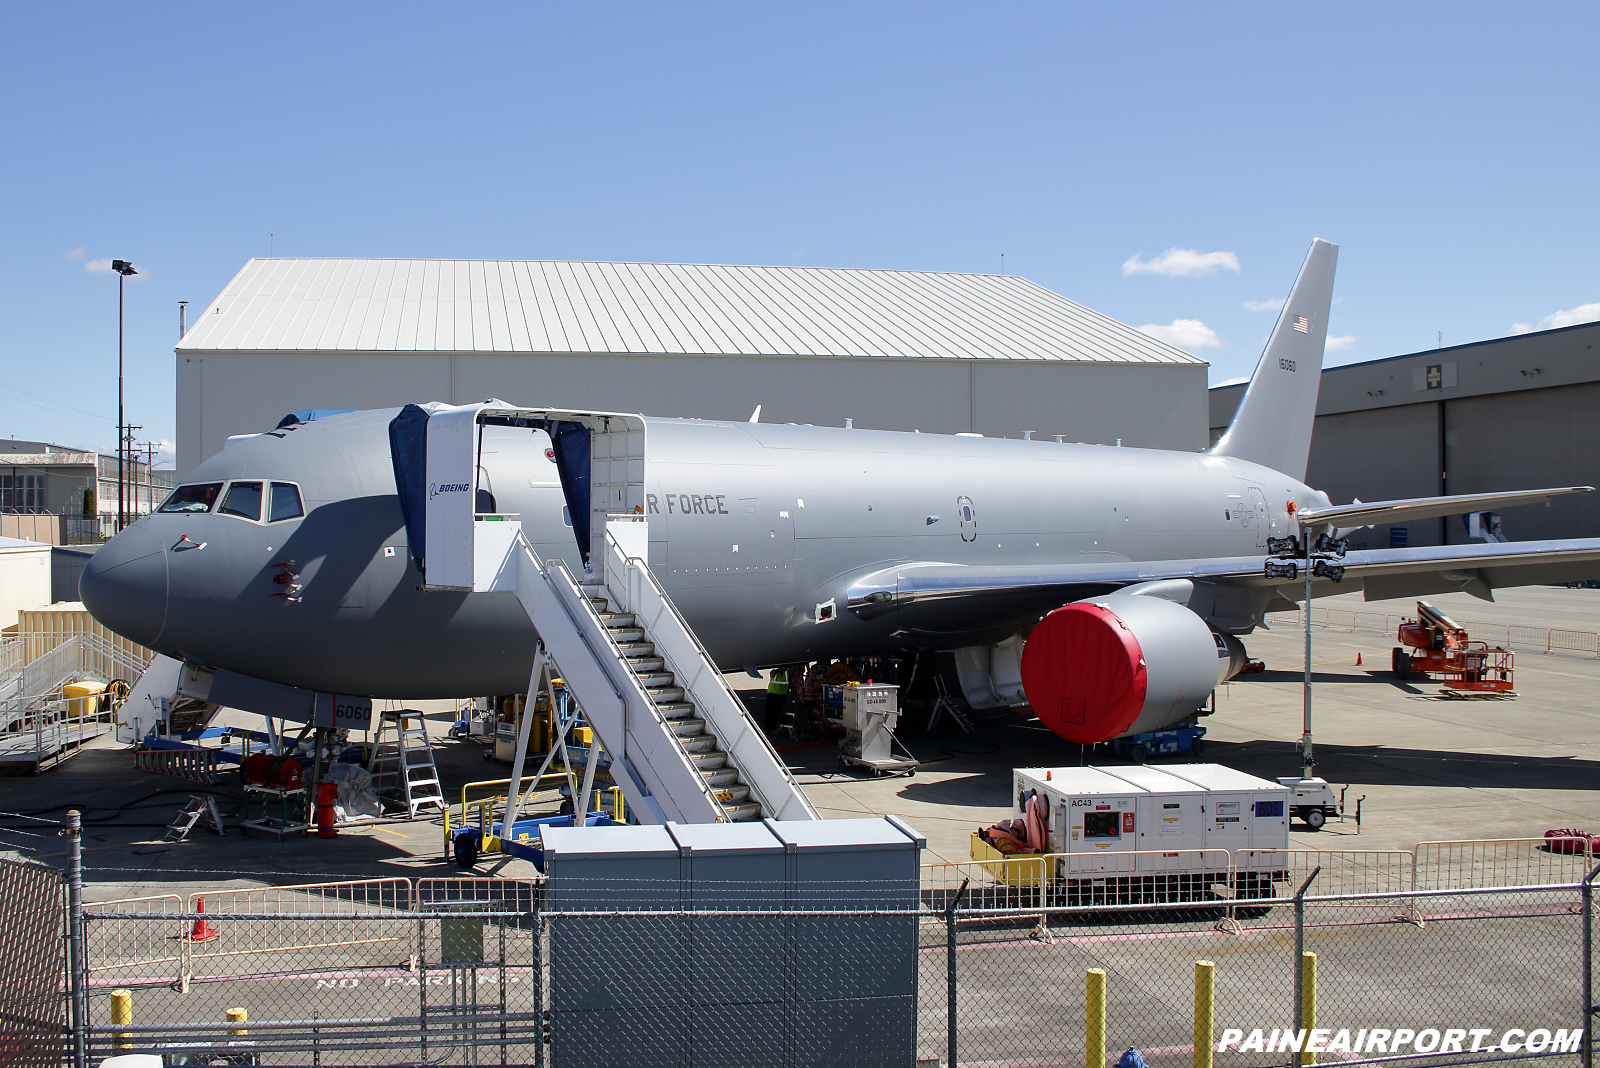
[1209, 238, 1339, 480]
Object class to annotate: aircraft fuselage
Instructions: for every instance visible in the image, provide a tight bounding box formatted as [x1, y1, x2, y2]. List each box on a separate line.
[82, 408, 1321, 698]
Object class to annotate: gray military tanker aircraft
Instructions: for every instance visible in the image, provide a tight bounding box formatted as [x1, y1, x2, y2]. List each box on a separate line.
[82, 239, 1600, 749]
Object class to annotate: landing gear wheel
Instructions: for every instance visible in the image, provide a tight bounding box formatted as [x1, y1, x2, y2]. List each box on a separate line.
[1306, 809, 1326, 830]
[453, 834, 480, 869]
[1129, 743, 1148, 763]
[1190, 738, 1204, 757]
[1392, 647, 1411, 680]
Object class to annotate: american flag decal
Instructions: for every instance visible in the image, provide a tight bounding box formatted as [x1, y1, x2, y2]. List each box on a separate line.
[1293, 315, 1310, 334]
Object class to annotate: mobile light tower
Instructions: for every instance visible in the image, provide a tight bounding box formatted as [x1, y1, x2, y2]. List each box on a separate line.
[111, 260, 137, 531]
[1265, 508, 1347, 779]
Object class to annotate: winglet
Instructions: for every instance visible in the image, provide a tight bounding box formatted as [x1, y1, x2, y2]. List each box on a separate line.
[1209, 238, 1339, 480]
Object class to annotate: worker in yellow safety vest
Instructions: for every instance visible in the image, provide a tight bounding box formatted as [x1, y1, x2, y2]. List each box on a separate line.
[764, 668, 789, 734]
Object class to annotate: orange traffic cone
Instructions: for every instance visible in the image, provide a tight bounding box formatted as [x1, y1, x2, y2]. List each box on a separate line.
[190, 896, 220, 943]
[1355, 652, 1363, 666]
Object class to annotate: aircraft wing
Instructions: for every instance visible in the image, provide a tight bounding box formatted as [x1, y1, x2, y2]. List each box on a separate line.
[846, 537, 1600, 628]
[1296, 486, 1593, 529]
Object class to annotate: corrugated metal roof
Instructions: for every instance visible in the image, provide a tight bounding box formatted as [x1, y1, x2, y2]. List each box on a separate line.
[176, 258, 1201, 364]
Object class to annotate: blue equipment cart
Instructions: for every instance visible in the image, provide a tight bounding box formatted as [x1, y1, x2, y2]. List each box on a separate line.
[1113, 718, 1206, 762]
[452, 809, 617, 870]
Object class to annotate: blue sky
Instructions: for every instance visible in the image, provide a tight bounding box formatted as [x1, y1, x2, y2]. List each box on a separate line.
[3, 3, 1596, 462]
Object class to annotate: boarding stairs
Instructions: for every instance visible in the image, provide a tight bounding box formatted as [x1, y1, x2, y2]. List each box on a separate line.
[583, 584, 764, 820]
[469, 517, 817, 825]
[415, 400, 817, 826]
[368, 710, 447, 818]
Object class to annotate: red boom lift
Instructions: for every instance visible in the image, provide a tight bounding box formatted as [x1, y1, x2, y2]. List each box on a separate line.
[1391, 600, 1516, 697]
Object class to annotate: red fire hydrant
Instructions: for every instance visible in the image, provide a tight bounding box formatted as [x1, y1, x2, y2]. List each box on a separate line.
[314, 781, 339, 838]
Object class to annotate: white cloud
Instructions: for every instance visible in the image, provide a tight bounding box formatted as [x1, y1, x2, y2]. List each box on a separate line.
[1123, 248, 1241, 278]
[65, 247, 85, 260]
[1325, 335, 1357, 351]
[85, 258, 113, 274]
[1513, 302, 1600, 334]
[1138, 318, 1222, 353]
[1243, 297, 1285, 312]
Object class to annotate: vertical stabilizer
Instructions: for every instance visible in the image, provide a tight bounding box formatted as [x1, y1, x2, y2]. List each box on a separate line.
[1209, 238, 1339, 480]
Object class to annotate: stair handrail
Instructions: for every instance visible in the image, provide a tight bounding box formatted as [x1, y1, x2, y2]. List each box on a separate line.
[514, 537, 731, 823]
[602, 527, 821, 821]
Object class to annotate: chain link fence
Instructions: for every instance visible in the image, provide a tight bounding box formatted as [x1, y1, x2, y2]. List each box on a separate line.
[17, 821, 1600, 1067]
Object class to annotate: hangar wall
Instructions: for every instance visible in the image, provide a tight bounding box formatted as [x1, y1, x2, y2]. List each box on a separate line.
[1211, 321, 1600, 547]
[178, 352, 1206, 475]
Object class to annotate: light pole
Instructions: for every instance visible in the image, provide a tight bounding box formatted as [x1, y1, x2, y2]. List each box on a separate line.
[111, 260, 137, 532]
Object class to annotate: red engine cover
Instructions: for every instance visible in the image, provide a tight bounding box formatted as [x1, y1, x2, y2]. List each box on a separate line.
[1020, 602, 1148, 744]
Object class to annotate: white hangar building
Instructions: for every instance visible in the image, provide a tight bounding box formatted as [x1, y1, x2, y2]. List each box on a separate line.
[175, 258, 1206, 475]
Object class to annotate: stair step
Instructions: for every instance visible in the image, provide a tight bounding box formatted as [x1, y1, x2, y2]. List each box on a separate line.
[709, 784, 751, 805]
[657, 703, 696, 719]
[609, 627, 645, 643]
[724, 802, 763, 822]
[598, 612, 635, 626]
[690, 751, 727, 770]
[648, 687, 685, 703]
[617, 642, 656, 657]
[627, 656, 665, 673]
[670, 718, 707, 737]
[700, 767, 740, 787]
[679, 735, 718, 754]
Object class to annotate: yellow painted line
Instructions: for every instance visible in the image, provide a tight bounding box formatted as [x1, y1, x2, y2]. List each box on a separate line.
[372, 825, 411, 839]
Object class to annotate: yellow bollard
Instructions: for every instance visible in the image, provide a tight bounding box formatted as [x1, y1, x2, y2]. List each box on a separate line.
[1194, 961, 1214, 1068]
[1086, 968, 1107, 1068]
[227, 1007, 248, 1037]
[1299, 951, 1317, 1067]
[110, 988, 132, 1049]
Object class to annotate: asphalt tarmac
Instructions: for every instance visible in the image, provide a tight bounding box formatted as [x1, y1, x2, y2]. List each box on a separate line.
[2, 586, 1597, 897]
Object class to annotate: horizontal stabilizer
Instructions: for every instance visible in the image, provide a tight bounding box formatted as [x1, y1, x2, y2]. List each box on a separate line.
[1297, 486, 1593, 529]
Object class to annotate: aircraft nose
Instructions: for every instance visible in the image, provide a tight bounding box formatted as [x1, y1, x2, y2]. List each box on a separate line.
[80, 526, 168, 647]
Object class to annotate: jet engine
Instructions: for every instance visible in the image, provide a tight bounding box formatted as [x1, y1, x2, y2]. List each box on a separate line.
[1019, 594, 1223, 745]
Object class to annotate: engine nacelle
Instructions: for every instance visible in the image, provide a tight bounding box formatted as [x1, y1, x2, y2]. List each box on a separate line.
[1019, 594, 1219, 744]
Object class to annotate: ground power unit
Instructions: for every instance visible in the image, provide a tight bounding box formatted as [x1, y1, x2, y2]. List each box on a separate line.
[994, 764, 1290, 906]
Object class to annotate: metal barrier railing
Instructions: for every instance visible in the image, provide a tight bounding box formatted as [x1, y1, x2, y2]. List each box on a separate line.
[1240, 848, 1414, 898]
[926, 838, 1593, 900]
[1267, 606, 1600, 658]
[185, 879, 416, 985]
[1413, 835, 1596, 891]
[82, 894, 186, 981]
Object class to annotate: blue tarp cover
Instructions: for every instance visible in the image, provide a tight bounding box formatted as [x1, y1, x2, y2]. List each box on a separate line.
[388, 405, 429, 568]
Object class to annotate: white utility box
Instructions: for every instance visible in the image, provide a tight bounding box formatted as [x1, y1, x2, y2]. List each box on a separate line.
[839, 683, 917, 775]
[841, 683, 899, 731]
[1005, 763, 1290, 905]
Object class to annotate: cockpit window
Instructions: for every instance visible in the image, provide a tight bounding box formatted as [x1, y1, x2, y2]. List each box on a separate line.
[219, 481, 264, 521]
[269, 482, 304, 522]
[158, 483, 223, 514]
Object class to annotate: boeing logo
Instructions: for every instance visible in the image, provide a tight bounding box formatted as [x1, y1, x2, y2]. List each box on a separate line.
[429, 482, 471, 500]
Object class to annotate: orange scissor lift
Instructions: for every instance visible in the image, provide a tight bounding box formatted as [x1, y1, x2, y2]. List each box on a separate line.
[1391, 600, 1517, 697]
